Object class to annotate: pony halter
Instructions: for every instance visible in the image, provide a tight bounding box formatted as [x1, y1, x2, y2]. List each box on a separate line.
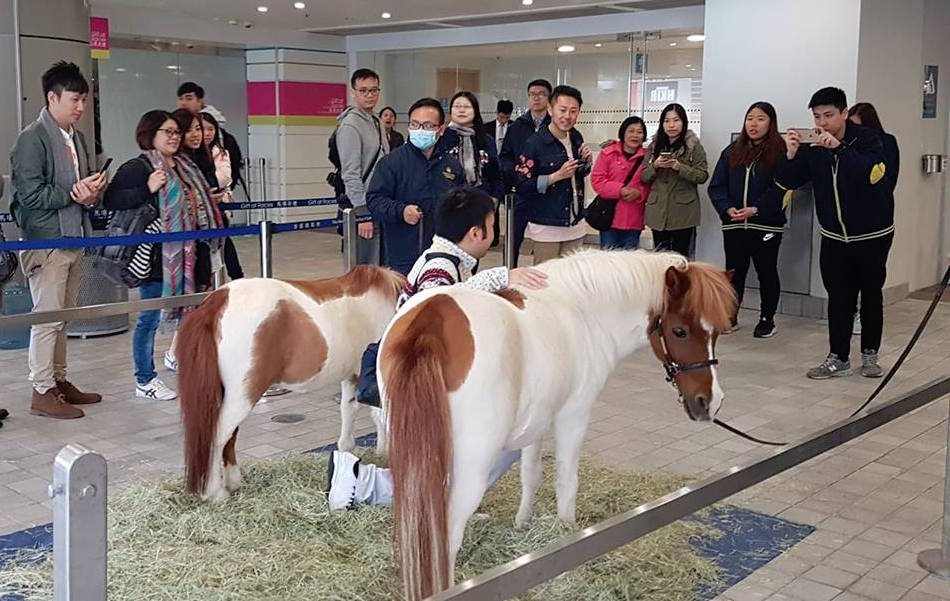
[649, 316, 719, 391]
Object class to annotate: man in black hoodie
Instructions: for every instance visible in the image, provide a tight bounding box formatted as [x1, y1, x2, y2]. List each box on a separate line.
[778, 87, 893, 381]
[499, 79, 552, 266]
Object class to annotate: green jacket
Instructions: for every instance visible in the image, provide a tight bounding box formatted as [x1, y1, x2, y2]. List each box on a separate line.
[641, 129, 708, 231]
[9, 121, 91, 240]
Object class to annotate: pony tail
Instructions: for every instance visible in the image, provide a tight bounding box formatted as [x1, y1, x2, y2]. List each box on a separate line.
[178, 289, 229, 495]
[387, 329, 453, 601]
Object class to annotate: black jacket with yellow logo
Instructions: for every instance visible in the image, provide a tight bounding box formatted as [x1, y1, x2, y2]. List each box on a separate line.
[776, 121, 893, 243]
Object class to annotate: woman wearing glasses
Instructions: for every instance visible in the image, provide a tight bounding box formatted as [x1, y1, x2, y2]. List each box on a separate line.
[103, 109, 223, 402]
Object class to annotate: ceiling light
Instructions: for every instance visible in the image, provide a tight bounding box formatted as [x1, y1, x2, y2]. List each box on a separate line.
[228, 19, 239, 25]
[115, 67, 126, 72]
[594, 43, 603, 48]
[522, 0, 534, 5]
[294, 1, 306, 8]
[557, 45, 575, 53]
[669, 42, 677, 47]
[686, 34, 705, 42]
[381, 11, 391, 19]
[685, 64, 692, 68]
[257, 5, 268, 13]
[166, 65, 179, 70]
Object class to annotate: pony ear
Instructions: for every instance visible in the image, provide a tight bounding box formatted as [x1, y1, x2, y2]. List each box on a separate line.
[725, 269, 736, 283]
[664, 266, 691, 299]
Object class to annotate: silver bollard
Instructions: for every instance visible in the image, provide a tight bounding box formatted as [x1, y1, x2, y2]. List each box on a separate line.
[259, 157, 267, 225]
[917, 397, 950, 578]
[342, 208, 357, 272]
[259, 219, 274, 279]
[504, 191, 516, 267]
[244, 155, 253, 225]
[50, 444, 107, 601]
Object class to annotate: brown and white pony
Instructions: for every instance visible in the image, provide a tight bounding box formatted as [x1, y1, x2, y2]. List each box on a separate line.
[177, 265, 406, 502]
[380, 250, 737, 600]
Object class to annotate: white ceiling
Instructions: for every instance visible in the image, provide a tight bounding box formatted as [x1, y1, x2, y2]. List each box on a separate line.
[91, 0, 702, 36]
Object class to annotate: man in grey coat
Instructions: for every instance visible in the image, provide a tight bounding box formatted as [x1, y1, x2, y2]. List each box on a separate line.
[9, 61, 106, 419]
[336, 68, 389, 264]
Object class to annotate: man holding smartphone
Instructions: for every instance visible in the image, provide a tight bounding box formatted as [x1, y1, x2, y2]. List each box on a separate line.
[10, 61, 107, 419]
[778, 87, 893, 380]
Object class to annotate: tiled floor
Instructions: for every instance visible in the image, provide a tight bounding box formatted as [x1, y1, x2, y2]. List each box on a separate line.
[0, 230, 948, 601]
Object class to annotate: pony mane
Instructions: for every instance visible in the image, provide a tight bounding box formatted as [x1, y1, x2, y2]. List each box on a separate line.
[527, 249, 735, 332]
[530, 249, 687, 312]
[670, 261, 737, 332]
[287, 266, 407, 305]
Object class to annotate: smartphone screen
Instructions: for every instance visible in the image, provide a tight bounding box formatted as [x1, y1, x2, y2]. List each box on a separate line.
[98, 158, 113, 174]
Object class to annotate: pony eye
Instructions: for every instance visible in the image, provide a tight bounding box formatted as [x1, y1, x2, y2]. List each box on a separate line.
[672, 327, 688, 339]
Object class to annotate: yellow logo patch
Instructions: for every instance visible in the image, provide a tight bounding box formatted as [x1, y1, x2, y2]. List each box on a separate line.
[870, 162, 886, 185]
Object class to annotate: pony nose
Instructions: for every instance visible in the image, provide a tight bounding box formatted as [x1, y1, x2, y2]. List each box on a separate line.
[695, 395, 710, 414]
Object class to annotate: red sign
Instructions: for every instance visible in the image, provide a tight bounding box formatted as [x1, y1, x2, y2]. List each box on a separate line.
[90, 17, 110, 60]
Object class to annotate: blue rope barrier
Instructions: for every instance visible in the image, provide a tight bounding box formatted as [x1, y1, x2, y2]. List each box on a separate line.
[0, 197, 339, 225]
[0, 217, 352, 252]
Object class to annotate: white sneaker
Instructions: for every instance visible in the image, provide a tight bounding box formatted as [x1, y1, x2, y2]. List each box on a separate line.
[136, 378, 178, 401]
[326, 450, 360, 510]
[164, 351, 178, 372]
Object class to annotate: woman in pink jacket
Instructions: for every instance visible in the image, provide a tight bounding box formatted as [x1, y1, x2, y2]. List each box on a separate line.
[591, 116, 651, 249]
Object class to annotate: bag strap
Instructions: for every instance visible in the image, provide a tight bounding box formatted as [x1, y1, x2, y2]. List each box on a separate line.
[423, 252, 462, 282]
[360, 118, 384, 183]
[622, 155, 645, 186]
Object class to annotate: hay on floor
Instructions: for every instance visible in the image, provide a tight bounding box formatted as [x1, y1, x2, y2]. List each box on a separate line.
[0, 453, 720, 600]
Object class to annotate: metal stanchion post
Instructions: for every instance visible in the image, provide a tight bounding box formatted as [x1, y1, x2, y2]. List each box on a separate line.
[49, 444, 107, 601]
[504, 190, 516, 268]
[342, 208, 357, 272]
[259, 157, 267, 224]
[259, 219, 289, 398]
[917, 397, 950, 578]
[244, 156, 253, 225]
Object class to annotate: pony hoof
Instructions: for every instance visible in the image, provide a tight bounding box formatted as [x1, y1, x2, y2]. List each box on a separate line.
[203, 488, 231, 504]
[514, 513, 532, 529]
[225, 466, 243, 492]
[559, 518, 578, 529]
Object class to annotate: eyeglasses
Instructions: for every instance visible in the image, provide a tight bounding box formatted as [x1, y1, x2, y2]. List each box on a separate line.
[356, 87, 381, 97]
[158, 128, 182, 137]
[528, 92, 549, 100]
[408, 122, 440, 132]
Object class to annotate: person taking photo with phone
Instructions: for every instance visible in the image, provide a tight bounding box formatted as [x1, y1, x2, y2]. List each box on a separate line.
[640, 102, 709, 257]
[778, 87, 893, 380]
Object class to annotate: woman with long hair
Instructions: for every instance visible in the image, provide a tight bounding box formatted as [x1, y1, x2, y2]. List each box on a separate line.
[640, 103, 708, 256]
[590, 116, 651, 249]
[708, 101, 788, 337]
[161, 109, 225, 372]
[438, 91, 504, 246]
[379, 106, 404, 149]
[103, 109, 222, 400]
[202, 111, 245, 281]
[848, 102, 899, 194]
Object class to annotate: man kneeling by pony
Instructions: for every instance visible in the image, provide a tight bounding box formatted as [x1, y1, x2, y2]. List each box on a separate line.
[328, 186, 548, 510]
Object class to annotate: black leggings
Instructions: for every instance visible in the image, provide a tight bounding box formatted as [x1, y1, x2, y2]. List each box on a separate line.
[652, 227, 695, 257]
[723, 228, 783, 320]
[220, 213, 244, 279]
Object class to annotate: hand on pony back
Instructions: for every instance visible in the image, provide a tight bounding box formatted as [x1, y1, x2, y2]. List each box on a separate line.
[509, 267, 548, 289]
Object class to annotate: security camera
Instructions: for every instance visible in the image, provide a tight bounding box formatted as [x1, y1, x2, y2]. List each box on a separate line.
[242, 21, 254, 29]
[185, 42, 195, 49]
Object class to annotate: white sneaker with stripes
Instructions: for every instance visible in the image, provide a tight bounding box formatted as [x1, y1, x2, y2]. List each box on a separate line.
[136, 378, 177, 401]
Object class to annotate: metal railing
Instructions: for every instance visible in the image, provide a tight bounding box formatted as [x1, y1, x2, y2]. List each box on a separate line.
[429, 377, 950, 600]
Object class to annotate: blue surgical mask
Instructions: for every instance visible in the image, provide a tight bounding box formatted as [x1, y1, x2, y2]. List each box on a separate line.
[409, 129, 438, 150]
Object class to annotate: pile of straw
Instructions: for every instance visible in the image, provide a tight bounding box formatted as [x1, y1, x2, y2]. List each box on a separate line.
[0, 453, 719, 600]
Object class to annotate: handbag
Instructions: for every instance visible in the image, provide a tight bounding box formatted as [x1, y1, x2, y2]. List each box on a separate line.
[0, 227, 17, 285]
[585, 155, 644, 232]
[93, 201, 159, 288]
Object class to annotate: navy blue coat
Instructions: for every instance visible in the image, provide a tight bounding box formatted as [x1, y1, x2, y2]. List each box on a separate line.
[515, 126, 590, 227]
[708, 144, 787, 232]
[775, 121, 892, 243]
[366, 143, 464, 274]
[437, 128, 504, 201]
[499, 111, 551, 192]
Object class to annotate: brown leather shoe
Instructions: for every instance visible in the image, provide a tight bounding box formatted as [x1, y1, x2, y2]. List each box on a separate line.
[56, 380, 102, 405]
[30, 389, 84, 419]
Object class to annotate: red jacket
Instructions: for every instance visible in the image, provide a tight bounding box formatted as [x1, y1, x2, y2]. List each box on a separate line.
[591, 143, 650, 231]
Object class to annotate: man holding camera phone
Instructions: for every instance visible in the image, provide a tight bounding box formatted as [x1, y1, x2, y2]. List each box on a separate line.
[778, 87, 893, 381]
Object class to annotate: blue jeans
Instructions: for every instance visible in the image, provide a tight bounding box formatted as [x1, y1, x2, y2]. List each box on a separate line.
[600, 228, 641, 250]
[133, 281, 163, 386]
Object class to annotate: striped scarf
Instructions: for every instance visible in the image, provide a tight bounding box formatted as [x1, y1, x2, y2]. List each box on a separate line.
[145, 151, 223, 326]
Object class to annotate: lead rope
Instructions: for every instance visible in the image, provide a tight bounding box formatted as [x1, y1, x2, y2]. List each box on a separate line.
[710, 262, 950, 447]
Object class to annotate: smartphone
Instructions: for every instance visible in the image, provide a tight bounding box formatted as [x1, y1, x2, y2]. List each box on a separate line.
[97, 158, 113, 174]
[790, 128, 821, 145]
[211, 186, 225, 194]
[658, 151, 673, 159]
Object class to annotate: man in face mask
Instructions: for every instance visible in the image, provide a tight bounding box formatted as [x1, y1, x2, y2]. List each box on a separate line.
[366, 98, 466, 275]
